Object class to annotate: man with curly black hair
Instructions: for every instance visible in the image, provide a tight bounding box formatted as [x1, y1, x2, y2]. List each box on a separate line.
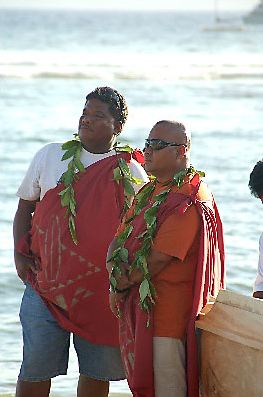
[13, 86, 148, 397]
[249, 160, 263, 299]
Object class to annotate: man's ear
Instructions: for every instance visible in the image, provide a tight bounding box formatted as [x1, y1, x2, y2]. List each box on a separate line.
[178, 145, 187, 157]
[114, 121, 122, 136]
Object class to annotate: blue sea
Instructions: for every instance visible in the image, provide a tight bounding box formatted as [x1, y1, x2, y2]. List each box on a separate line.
[0, 7, 263, 396]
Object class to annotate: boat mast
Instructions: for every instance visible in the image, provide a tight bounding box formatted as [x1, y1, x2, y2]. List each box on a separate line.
[215, 0, 220, 23]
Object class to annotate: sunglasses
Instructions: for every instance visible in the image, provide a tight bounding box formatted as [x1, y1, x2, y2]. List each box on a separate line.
[144, 138, 187, 151]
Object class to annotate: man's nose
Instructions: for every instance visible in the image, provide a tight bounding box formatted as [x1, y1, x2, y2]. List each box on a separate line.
[81, 115, 91, 123]
[79, 115, 91, 130]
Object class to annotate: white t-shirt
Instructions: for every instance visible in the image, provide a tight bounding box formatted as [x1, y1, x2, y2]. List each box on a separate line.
[254, 232, 263, 292]
[17, 142, 148, 201]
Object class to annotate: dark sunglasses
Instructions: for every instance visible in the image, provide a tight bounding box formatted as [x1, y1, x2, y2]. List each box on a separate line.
[144, 138, 187, 151]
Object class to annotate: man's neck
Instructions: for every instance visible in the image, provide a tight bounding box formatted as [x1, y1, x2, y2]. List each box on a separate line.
[155, 163, 189, 184]
[81, 142, 115, 154]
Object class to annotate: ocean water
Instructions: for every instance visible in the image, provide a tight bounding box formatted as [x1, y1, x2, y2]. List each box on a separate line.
[0, 7, 263, 396]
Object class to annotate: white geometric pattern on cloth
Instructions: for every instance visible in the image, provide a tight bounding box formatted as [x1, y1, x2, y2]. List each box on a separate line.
[71, 289, 95, 309]
[55, 294, 67, 310]
[35, 216, 100, 310]
[120, 325, 134, 375]
[128, 352, 135, 370]
[122, 351, 135, 377]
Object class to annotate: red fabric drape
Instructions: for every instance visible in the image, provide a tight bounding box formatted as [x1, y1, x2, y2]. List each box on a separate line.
[119, 289, 154, 397]
[119, 174, 225, 397]
[17, 152, 142, 346]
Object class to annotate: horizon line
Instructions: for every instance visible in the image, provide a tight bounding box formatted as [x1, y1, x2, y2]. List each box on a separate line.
[0, 6, 249, 12]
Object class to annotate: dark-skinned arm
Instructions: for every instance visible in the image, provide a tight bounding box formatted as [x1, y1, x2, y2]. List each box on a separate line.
[129, 248, 173, 284]
[13, 198, 39, 282]
[107, 237, 134, 290]
[107, 237, 132, 317]
[106, 237, 118, 275]
[253, 291, 263, 299]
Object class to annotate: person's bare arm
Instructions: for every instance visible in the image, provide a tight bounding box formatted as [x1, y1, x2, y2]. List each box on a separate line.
[253, 291, 263, 299]
[106, 238, 132, 291]
[129, 248, 173, 284]
[13, 198, 39, 282]
[106, 237, 118, 275]
[107, 238, 131, 317]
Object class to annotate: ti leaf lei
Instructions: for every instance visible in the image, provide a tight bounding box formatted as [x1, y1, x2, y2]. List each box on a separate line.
[109, 165, 205, 326]
[112, 144, 144, 213]
[58, 135, 142, 245]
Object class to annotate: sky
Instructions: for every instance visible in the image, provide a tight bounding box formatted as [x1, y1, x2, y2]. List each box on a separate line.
[0, 0, 259, 11]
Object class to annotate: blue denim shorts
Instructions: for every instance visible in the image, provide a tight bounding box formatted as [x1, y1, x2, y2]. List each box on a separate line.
[18, 283, 125, 382]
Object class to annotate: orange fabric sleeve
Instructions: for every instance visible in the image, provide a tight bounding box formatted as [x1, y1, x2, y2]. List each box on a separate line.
[153, 204, 200, 261]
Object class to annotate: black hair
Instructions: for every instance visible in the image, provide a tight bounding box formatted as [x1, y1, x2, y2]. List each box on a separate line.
[249, 160, 263, 198]
[86, 86, 128, 129]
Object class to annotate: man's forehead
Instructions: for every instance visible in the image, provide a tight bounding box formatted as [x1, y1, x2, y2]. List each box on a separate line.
[149, 122, 190, 141]
[84, 98, 109, 111]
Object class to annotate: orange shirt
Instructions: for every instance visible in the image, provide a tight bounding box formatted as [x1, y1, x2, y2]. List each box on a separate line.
[152, 178, 212, 339]
[115, 176, 213, 339]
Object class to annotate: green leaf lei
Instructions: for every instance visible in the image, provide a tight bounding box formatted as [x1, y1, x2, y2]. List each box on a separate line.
[112, 144, 144, 213]
[109, 165, 205, 326]
[59, 136, 143, 245]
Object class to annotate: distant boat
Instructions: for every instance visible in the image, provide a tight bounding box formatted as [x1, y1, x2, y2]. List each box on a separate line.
[243, 0, 263, 24]
[203, 0, 244, 32]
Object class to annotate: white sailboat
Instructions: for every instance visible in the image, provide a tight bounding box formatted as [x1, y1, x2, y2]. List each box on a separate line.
[243, 0, 263, 24]
[203, 0, 244, 32]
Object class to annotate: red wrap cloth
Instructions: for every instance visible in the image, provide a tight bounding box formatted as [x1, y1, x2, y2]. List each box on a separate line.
[119, 174, 225, 397]
[17, 151, 143, 346]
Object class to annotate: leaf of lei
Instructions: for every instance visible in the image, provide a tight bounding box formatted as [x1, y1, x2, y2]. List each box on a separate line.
[109, 165, 205, 324]
[114, 144, 133, 153]
[59, 136, 143, 245]
[113, 145, 143, 210]
[59, 136, 83, 245]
